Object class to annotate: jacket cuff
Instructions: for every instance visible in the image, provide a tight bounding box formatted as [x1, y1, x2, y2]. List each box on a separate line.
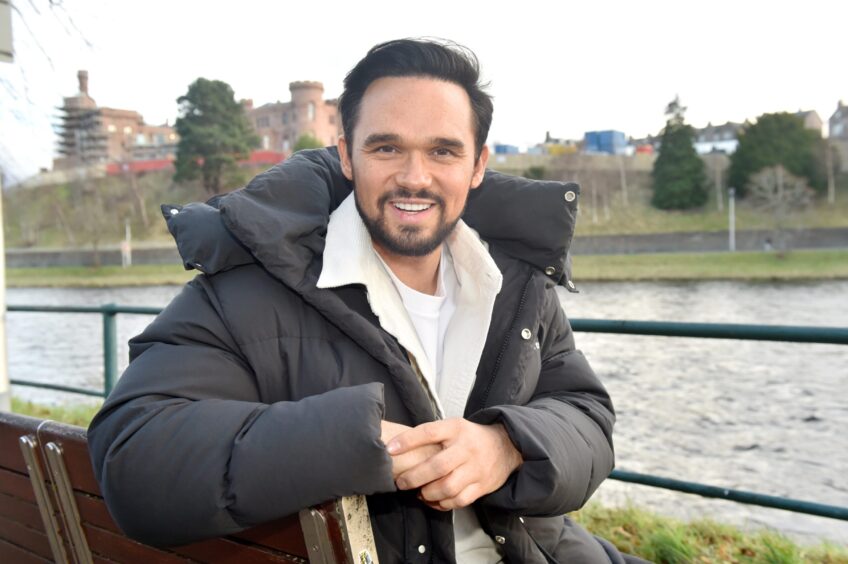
[468, 403, 600, 516]
[227, 382, 395, 525]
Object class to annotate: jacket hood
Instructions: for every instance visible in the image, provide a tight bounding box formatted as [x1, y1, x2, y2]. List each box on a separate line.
[163, 147, 580, 291]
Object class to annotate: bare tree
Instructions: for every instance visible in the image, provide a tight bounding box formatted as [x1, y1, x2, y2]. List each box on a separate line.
[748, 165, 812, 252]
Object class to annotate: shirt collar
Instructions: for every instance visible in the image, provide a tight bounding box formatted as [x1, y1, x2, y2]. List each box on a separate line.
[317, 193, 502, 296]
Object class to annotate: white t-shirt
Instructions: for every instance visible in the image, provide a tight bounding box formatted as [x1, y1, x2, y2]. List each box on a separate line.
[382, 249, 503, 563]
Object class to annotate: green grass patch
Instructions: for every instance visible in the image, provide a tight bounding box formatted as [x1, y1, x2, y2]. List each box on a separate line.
[7, 250, 847, 288]
[572, 503, 848, 563]
[11, 397, 101, 427]
[573, 186, 848, 236]
[6, 264, 195, 288]
[573, 249, 848, 282]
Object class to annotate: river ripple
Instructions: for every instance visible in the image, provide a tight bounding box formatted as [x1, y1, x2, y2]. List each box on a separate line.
[6, 280, 848, 544]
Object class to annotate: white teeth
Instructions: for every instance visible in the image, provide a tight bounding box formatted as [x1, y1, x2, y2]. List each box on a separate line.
[394, 202, 432, 212]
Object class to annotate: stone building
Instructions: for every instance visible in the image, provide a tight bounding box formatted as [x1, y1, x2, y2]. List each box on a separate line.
[55, 70, 177, 169]
[829, 100, 848, 173]
[246, 81, 341, 154]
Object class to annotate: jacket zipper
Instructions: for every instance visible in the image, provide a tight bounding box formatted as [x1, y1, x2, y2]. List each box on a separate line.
[476, 272, 533, 412]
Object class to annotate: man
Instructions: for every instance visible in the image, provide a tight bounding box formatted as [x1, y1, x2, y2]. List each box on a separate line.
[89, 39, 637, 563]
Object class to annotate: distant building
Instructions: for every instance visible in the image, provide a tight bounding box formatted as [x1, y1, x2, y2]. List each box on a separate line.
[693, 121, 744, 154]
[493, 144, 520, 155]
[583, 130, 627, 155]
[55, 70, 178, 169]
[541, 131, 579, 155]
[246, 81, 341, 154]
[794, 109, 823, 135]
[829, 100, 848, 172]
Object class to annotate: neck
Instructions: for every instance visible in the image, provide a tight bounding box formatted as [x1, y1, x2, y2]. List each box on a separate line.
[374, 244, 442, 295]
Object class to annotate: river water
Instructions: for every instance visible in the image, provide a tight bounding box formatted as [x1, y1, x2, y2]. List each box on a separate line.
[6, 280, 848, 544]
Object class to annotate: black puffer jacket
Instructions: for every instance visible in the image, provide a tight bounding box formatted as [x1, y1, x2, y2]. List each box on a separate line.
[88, 148, 623, 563]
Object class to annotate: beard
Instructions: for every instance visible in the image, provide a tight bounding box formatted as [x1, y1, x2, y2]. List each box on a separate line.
[353, 185, 465, 257]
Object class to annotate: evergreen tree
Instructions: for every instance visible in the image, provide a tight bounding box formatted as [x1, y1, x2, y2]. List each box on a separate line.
[174, 78, 259, 195]
[729, 113, 826, 197]
[651, 97, 708, 209]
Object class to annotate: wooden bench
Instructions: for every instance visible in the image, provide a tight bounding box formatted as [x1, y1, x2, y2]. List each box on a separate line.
[0, 411, 379, 563]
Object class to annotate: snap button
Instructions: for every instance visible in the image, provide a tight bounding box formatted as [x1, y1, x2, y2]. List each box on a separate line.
[534, 340, 540, 350]
[418, 544, 426, 554]
[564, 190, 576, 202]
[169, 208, 179, 216]
[495, 535, 506, 545]
[566, 280, 575, 290]
[521, 328, 532, 340]
[544, 266, 556, 276]
[519, 517, 525, 524]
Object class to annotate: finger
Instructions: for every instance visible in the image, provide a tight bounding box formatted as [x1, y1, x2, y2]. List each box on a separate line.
[389, 444, 441, 479]
[432, 483, 484, 510]
[418, 463, 474, 503]
[386, 419, 458, 455]
[395, 447, 464, 490]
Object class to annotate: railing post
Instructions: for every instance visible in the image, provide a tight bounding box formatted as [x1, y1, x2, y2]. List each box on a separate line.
[102, 304, 118, 397]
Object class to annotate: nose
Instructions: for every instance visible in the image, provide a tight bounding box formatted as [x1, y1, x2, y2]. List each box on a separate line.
[395, 151, 432, 190]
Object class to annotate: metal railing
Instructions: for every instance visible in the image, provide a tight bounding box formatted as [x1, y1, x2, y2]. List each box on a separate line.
[6, 304, 848, 522]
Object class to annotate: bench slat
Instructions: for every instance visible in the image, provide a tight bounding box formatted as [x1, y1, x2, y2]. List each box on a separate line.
[0, 491, 45, 531]
[0, 512, 55, 560]
[0, 536, 52, 564]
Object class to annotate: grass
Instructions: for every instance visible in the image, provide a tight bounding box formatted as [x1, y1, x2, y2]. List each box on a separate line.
[7, 249, 848, 287]
[573, 184, 848, 236]
[572, 249, 848, 281]
[6, 263, 196, 288]
[11, 397, 102, 427]
[10, 398, 847, 562]
[572, 503, 848, 563]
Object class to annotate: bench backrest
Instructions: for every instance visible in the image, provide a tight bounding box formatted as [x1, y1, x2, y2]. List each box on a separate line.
[0, 411, 378, 564]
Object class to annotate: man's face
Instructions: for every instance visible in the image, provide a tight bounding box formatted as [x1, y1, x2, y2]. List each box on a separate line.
[338, 76, 489, 258]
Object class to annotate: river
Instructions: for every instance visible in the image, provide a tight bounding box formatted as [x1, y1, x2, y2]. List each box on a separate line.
[6, 280, 848, 544]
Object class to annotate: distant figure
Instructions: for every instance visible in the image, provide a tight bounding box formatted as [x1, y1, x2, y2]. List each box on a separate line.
[764, 237, 774, 252]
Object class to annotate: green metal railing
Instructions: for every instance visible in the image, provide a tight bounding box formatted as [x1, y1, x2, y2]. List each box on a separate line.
[6, 304, 848, 522]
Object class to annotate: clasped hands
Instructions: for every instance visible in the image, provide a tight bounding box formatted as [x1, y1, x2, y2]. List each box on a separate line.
[380, 419, 523, 511]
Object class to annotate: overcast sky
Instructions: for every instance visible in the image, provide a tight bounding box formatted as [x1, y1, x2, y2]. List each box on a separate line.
[1, 0, 845, 184]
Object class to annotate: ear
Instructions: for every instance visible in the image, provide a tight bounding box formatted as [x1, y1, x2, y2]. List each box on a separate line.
[470, 144, 489, 190]
[338, 136, 354, 181]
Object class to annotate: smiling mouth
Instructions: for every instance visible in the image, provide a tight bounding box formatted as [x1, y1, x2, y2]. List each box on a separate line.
[392, 202, 434, 213]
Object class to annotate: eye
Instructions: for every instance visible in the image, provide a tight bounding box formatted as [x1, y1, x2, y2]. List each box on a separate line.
[374, 145, 398, 154]
[433, 147, 457, 157]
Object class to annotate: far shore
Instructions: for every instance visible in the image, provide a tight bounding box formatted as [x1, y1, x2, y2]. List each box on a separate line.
[4, 249, 847, 288]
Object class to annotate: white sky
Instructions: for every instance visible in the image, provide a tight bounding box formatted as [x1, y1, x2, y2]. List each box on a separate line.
[1, 0, 846, 184]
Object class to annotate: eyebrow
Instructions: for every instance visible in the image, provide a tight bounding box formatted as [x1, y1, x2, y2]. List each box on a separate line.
[362, 133, 401, 147]
[361, 133, 466, 151]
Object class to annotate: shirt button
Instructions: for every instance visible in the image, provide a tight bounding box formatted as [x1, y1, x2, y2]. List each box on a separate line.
[520, 328, 532, 340]
[418, 544, 426, 554]
[495, 535, 506, 545]
[564, 190, 576, 202]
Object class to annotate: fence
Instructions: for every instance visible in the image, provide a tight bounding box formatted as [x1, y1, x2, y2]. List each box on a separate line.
[7, 304, 848, 522]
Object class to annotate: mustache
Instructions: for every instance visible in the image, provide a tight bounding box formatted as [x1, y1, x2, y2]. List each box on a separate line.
[377, 188, 445, 208]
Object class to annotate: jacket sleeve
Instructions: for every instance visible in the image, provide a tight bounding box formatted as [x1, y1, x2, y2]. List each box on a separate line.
[468, 283, 615, 516]
[87, 277, 396, 547]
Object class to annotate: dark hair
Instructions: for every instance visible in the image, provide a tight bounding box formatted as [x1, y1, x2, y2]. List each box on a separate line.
[338, 38, 493, 160]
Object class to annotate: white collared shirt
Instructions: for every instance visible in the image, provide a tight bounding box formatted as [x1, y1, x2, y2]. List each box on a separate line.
[316, 193, 504, 562]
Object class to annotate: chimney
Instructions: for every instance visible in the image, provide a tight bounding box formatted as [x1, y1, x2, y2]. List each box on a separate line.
[78, 70, 89, 96]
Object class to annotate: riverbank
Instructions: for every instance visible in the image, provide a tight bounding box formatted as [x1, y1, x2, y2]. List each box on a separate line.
[9, 398, 848, 563]
[6, 249, 847, 287]
[572, 248, 848, 282]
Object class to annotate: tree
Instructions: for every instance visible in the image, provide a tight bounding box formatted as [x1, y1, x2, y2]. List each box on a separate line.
[174, 78, 259, 195]
[748, 165, 812, 251]
[293, 133, 324, 153]
[729, 113, 826, 197]
[651, 97, 708, 209]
